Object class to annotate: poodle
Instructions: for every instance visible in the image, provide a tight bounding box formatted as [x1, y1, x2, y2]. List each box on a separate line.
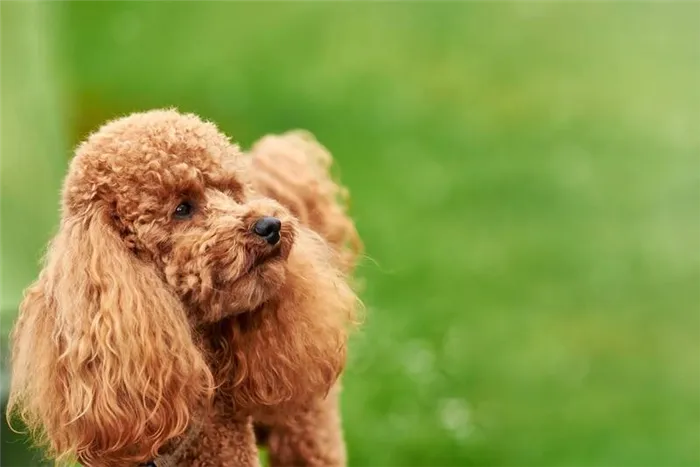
[7, 109, 363, 467]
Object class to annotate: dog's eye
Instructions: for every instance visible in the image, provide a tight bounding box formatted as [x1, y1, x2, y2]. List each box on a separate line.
[173, 201, 195, 220]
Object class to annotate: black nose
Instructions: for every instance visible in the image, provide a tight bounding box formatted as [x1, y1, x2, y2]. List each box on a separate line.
[253, 216, 282, 245]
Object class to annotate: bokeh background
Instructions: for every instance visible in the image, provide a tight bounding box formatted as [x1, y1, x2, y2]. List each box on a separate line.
[1, 2, 699, 466]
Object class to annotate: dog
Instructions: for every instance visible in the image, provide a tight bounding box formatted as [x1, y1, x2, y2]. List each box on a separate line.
[7, 109, 362, 467]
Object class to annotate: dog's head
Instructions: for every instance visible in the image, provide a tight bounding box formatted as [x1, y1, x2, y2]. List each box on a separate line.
[7, 110, 358, 466]
[68, 109, 299, 321]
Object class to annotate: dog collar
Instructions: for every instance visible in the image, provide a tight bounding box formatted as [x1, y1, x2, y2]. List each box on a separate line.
[140, 423, 200, 467]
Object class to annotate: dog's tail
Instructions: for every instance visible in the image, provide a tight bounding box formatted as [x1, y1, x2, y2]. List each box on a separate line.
[249, 131, 362, 273]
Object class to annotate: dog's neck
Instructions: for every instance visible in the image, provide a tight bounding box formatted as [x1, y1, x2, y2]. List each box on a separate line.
[201, 299, 344, 411]
[198, 238, 357, 411]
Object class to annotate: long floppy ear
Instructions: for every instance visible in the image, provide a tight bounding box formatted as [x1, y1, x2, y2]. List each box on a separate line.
[7, 210, 214, 466]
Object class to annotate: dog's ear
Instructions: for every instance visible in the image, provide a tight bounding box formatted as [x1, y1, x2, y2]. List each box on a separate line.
[7, 209, 214, 466]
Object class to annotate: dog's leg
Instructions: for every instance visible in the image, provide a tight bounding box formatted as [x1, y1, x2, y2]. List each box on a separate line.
[264, 387, 346, 467]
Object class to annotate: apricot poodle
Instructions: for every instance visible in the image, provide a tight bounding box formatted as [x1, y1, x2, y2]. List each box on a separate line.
[7, 109, 362, 467]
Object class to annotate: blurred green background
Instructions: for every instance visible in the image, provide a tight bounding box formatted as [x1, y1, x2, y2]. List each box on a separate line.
[1, 2, 699, 466]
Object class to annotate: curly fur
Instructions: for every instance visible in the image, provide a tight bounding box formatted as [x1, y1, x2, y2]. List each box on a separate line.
[249, 131, 362, 273]
[7, 109, 362, 467]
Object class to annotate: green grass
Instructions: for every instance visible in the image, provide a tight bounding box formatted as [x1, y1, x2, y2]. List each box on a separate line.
[2, 2, 699, 466]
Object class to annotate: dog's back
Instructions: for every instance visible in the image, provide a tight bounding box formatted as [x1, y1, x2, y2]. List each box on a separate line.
[248, 131, 362, 273]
